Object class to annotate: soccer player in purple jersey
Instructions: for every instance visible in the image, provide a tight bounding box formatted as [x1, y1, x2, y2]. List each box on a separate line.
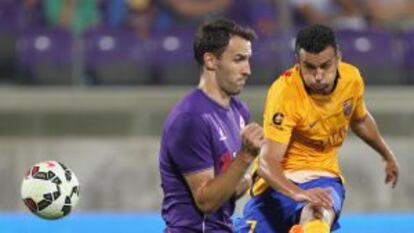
[159, 19, 264, 233]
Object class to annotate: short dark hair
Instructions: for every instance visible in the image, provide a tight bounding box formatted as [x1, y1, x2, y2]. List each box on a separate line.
[295, 24, 338, 55]
[194, 18, 257, 65]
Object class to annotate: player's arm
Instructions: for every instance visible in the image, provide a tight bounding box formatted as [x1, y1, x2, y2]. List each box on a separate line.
[350, 111, 399, 188]
[257, 79, 332, 208]
[233, 175, 251, 200]
[256, 139, 333, 208]
[184, 123, 263, 214]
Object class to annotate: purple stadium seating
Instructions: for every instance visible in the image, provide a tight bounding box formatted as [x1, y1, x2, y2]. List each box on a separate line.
[227, 0, 253, 27]
[0, 27, 18, 82]
[0, 0, 44, 31]
[400, 30, 414, 84]
[0, 0, 45, 83]
[250, 32, 295, 85]
[0, 1, 22, 30]
[228, 0, 280, 38]
[336, 29, 402, 85]
[250, 0, 279, 36]
[16, 28, 74, 85]
[150, 28, 199, 85]
[83, 27, 153, 85]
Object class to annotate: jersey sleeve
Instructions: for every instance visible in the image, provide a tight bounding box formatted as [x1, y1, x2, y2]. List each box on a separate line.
[352, 70, 368, 120]
[167, 113, 213, 175]
[263, 80, 299, 144]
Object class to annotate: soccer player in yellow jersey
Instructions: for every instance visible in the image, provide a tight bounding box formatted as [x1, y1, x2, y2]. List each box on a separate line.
[234, 25, 400, 233]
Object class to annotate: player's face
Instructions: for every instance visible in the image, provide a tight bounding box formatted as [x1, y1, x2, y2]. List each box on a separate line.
[298, 46, 340, 95]
[215, 36, 252, 96]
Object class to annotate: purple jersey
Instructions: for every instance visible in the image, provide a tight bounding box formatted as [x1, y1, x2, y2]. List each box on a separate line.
[159, 89, 250, 233]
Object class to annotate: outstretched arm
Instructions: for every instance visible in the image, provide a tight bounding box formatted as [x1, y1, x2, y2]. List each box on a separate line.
[184, 123, 264, 214]
[351, 112, 399, 188]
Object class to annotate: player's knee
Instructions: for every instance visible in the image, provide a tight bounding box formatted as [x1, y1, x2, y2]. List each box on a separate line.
[299, 204, 332, 233]
[300, 204, 335, 225]
[313, 206, 333, 221]
[315, 206, 335, 226]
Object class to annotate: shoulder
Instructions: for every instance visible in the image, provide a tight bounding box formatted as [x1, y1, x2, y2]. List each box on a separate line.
[164, 110, 210, 143]
[268, 67, 301, 101]
[263, 67, 304, 119]
[172, 89, 213, 116]
[164, 90, 208, 130]
[338, 62, 364, 85]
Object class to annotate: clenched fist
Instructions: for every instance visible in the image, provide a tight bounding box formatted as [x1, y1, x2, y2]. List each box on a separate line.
[240, 122, 264, 157]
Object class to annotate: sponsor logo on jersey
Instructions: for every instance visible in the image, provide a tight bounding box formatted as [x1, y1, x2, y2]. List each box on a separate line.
[272, 112, 284, 126]
[293, 126, 348, 151]
[309, 120, 318, 128]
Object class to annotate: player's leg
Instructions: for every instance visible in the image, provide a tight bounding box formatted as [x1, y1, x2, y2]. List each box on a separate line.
[289, 204, 335, 233]
[234, 189, 296, 233]
[233, 194, 278, 233]
[289, 177, 345, 233]
[299, 204, 334, 233]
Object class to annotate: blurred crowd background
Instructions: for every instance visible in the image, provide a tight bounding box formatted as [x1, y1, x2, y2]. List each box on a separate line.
[1, 0, 414, 86]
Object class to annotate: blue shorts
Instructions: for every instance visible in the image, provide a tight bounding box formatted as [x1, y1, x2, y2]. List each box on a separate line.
[233, 177, 345, 233]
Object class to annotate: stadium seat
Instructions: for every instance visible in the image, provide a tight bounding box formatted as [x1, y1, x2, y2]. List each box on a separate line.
[0, 1, 22, 30]
[400, 30, 414, 84]
[83, 27, 154, 85]
[336, 29, 402, 85]
[0, 1, 21, 83]
[250, 0, 279, 37]
[151, 28, 200, 85]
[0, 28, 18, 83]
[0, 0, 44, 30]
[16, 28, 74, 85]
[226, 0, 253, 27]
[250, 32, 295, 85]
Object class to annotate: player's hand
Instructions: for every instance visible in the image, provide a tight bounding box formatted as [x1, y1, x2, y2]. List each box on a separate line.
[384, 158, 399, 188]
[291, 187, 333, 209]
[240, 122, 264, 158]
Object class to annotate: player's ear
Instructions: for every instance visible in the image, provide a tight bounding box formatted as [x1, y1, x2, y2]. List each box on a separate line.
[203, 52, 217, 71]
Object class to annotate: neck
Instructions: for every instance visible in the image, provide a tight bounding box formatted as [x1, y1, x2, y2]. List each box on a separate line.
[198, 71, 231, 107]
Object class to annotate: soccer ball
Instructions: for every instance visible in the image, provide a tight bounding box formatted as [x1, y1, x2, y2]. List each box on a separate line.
[21, 161, 80, 220]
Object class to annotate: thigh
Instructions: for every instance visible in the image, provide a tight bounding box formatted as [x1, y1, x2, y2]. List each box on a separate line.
[234, 191, 299, 233]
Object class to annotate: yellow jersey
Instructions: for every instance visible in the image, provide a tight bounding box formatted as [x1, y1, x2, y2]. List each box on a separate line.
[252, 62, 368, 196]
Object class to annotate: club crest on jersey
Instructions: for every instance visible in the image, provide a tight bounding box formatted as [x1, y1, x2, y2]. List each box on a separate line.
[343, 99, 353, 117]
[272, 112, 284, 126]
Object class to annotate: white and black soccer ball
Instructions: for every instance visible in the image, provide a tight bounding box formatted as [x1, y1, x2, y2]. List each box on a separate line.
[21, 161, 80, 220]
